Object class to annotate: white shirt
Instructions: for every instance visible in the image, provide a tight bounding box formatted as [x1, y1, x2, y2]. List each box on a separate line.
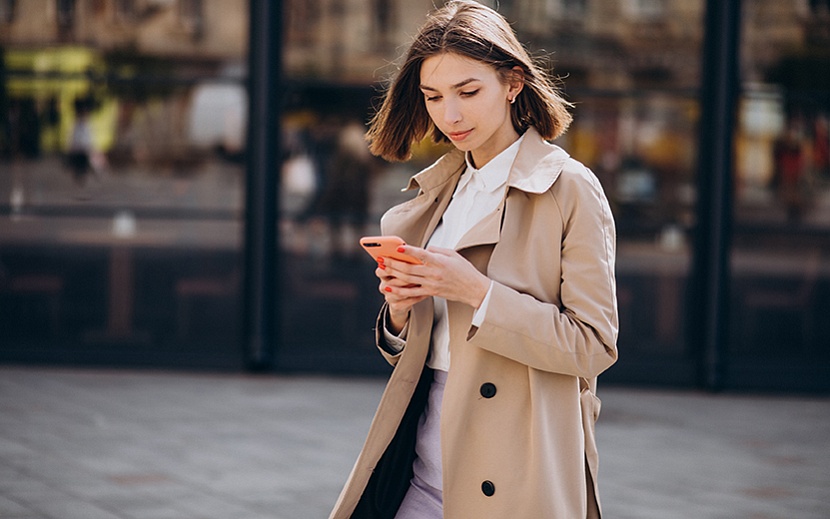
[385, 135, 524, 371]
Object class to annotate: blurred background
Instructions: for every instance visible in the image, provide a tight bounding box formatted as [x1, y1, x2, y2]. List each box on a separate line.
[0, 0, 828, 392]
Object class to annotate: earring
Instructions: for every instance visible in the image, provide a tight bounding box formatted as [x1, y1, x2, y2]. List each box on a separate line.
[509, 97, 516, 105]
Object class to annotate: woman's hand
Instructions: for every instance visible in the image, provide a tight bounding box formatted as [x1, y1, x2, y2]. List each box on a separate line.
[375, 256, 428, 334]
[375, 244, 491, 333]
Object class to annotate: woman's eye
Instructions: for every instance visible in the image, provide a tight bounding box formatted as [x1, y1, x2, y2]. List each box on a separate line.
[425, 95, 441, 102]
[460, 89, 479, 97]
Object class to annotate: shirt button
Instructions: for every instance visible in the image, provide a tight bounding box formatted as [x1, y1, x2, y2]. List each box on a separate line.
[481, 480, 496, 496]
[480, 382, 497, 398]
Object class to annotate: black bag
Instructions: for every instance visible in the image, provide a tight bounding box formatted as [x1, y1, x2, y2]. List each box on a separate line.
[351, 367, 433, 519]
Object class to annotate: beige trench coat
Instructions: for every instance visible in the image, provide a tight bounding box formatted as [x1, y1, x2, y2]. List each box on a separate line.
[330, 128, 618, 519]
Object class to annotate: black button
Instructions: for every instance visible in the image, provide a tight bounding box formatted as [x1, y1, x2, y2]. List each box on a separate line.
[481, 480, 495, 496]
[480, 382, 497, 398]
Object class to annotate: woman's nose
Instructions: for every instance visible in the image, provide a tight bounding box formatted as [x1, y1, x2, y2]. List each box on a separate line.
[443, 100, 462, 125]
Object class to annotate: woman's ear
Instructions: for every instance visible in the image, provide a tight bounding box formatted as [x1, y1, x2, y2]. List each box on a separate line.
[508, 66, 525, 98]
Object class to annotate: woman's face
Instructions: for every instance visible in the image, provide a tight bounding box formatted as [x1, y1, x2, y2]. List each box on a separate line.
[419, 52, 523, 168]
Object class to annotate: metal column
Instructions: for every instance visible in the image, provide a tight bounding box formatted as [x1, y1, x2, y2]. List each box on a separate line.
[244, 0, 283, 370]
[690, 0, 741, 390]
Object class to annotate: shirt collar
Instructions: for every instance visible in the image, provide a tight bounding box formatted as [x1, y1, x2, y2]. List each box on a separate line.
[405, 127, 569, 196]
[459, 133, 525, 193]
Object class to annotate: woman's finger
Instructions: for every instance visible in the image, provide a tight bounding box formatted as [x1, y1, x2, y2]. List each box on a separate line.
[394, 244, 429, 265]
[377, 271, 420, 291]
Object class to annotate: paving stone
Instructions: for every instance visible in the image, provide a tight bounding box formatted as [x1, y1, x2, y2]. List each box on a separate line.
[0, 495, 35, 516]
[0, 367, 827, 519]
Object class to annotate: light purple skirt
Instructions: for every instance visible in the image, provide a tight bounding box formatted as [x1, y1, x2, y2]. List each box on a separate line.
[394, 369, 447, 519]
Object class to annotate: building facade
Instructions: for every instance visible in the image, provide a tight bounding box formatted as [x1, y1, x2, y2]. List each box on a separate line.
[1, 0, 828, 391]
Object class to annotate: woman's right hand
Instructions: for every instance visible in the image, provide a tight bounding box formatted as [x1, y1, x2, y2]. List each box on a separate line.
[376, 257, 428, 334]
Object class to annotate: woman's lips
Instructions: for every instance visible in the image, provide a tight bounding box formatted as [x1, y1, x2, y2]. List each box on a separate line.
[448, 129, 472, 142]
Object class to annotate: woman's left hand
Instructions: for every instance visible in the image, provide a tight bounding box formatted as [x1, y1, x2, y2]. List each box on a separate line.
[380, 244, 491, 309]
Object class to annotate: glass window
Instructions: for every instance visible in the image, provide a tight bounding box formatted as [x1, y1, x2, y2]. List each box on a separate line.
[286, 0, 321, 46]
[179, 0, 204, 38]
[0, 0, 248, 369]
[278, 0, 450, 372]
[623, 0, 666, 20]
[562, 0, 587, 18]
[808, 0, 830, 15]
[729, 1, 830, 388]
[373, 0, 393, 46]
[0, 0, 16, 24]
[275, 0, 705, 379]
[56, 0, 76, 30]
[114, 0, 135, 22]
[519, 1, 704, 384]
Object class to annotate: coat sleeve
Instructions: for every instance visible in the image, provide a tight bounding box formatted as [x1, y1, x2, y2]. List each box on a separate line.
[467, 166, 619, 379]
[374, 303, 404, 366]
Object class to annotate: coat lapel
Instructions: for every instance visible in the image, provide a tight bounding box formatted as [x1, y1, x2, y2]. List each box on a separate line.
[453, 199, 504, 252]
[382, 128, 570, 253]
[381, 150, 465, 246]
[454, 128, 570, 253]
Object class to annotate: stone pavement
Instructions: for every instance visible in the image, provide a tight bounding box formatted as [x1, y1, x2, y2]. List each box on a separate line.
[0, 367, 828, 519]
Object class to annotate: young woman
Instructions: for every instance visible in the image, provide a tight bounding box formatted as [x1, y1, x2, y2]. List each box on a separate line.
[330, 2, 618, 517]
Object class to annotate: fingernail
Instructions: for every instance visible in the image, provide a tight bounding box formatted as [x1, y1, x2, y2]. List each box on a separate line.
[377, 257, 384, 263]
[396, 246, 405, 253]
[379, 264, 386, 270]
[384, 287, 392, 292]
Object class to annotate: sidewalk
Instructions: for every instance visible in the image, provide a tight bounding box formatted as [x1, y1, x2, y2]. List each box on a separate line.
[0, 367, 827, 519]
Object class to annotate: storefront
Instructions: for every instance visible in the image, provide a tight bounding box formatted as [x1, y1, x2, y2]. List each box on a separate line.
[1, 0, 828, 391]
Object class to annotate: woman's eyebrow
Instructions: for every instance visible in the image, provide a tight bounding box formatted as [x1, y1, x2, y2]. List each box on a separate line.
[419, 78, 481, 91]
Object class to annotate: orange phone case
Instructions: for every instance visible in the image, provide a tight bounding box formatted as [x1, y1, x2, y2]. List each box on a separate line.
[359, 236, 423, 265]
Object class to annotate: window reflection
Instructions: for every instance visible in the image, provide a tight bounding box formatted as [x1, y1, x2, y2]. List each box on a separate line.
[0, 0, 247, 368]
[2, 0, 823, 384]
[277, 109, 406, 373]
[737, 0, 830, 227]
[0, 0, 15, 24]
[729, 1, 830, 380]
[113, 0, 135, 22]
[276, 0, 705, 376]
[737, 94, 830, 225]
[56, 0, 76, 32]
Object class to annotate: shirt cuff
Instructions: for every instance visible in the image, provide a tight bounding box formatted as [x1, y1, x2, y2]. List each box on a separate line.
[382, 319, 408, 353]
[471, 281, 495, 327]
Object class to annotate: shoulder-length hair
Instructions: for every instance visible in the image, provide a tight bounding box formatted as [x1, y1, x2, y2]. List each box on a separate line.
[366, 0, 573, 162]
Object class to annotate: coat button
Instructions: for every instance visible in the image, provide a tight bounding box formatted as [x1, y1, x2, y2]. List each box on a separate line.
[481, 480, 496, 496]
[480, 382, 497, 398]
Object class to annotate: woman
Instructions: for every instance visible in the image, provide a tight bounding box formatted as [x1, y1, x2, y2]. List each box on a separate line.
[330, 1, 618, 518]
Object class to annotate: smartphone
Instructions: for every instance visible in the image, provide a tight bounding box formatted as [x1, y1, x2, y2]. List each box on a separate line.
[359, 235, 423, 265]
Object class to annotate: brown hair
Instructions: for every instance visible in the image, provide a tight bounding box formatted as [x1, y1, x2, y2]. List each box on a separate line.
[366, 0, 573, 162]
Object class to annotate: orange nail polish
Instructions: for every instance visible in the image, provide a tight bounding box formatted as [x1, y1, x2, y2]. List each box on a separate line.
[397, 246, 405, 253]
[384, 287, 392, 292]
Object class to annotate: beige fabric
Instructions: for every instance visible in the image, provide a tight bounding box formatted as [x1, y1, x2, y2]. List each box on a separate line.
[330, 128, 618, 518]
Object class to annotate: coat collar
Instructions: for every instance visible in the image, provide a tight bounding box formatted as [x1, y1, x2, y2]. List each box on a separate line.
[404, 127, 570, 197]
[384, 127, 571, 251]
